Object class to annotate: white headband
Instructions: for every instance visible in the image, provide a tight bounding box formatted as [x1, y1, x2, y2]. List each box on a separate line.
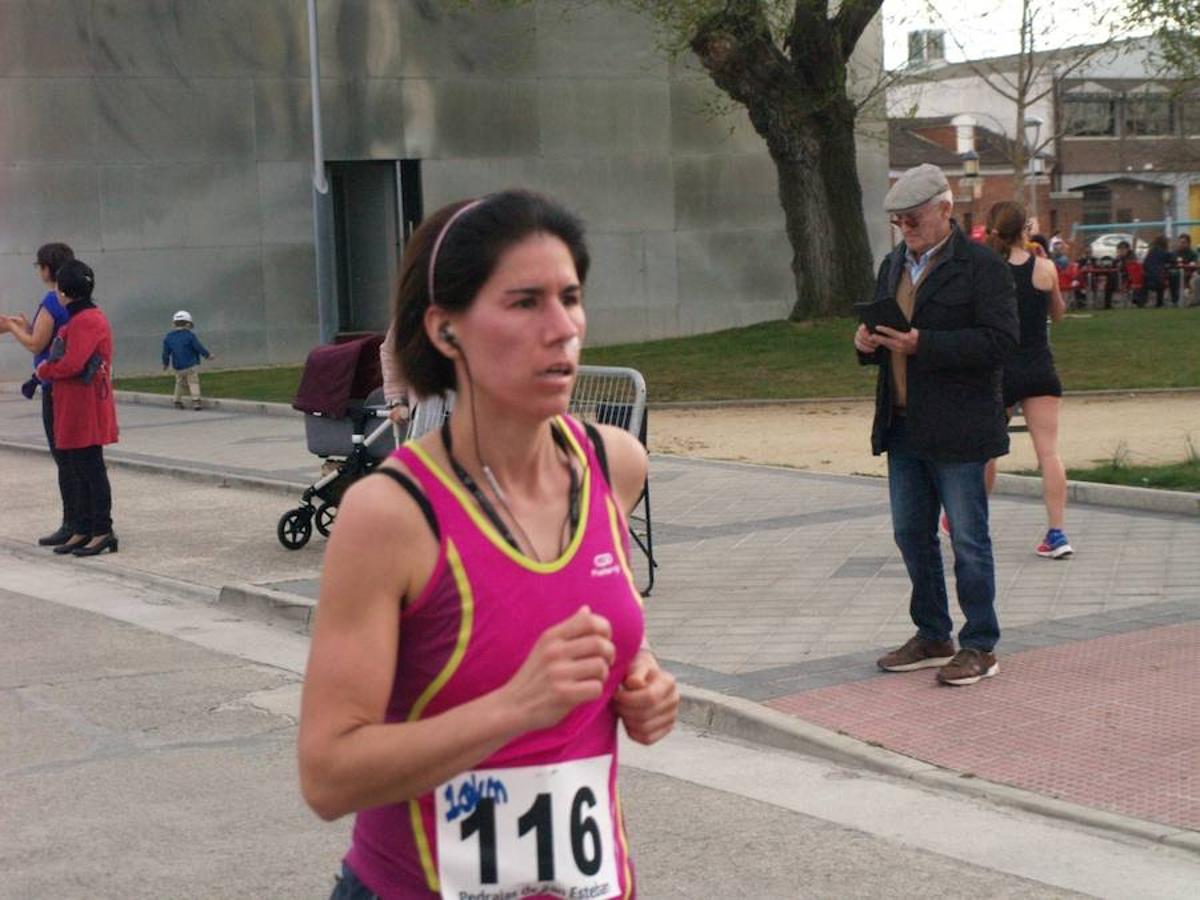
[427, 199, 484, 306]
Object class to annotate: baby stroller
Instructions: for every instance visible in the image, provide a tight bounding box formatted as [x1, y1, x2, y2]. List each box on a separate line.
[276, 334, 398, 550]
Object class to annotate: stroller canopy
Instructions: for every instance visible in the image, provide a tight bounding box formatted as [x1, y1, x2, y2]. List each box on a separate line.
[293, 334, 384, 418]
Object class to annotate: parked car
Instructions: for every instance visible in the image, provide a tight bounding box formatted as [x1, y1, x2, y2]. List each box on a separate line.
[1088, 233, 1148, 260]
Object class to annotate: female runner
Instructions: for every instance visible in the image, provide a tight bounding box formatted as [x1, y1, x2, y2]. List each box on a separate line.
[299, 190, 678, 899]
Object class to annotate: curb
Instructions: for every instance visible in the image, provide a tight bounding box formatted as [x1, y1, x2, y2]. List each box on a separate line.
[3, 437, 1196, 517]
[6, 382, 1195, 411]
[0, 439, 304, 497]
[9, 518, 1195, 854]
[171, 577, 1200, 855]
[216, 582, 316, 634]
[0, 382, 303, 417]
[0, 536, 218, 605]
[993, 472, 1200, 516]
[647, 386, 1200, 410]
[677, 684, 1200, 856]
[112, 390, 304, 418]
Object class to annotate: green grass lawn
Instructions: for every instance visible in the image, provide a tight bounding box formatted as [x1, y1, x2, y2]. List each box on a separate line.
[584, 307, 1200, 401]
[1061, 458, 1200, 493]
[115, 307, 1200, 404]
[116, 366, 305, 405]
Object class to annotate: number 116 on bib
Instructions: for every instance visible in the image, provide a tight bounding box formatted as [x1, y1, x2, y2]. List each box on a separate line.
[435, 755, 621, 899]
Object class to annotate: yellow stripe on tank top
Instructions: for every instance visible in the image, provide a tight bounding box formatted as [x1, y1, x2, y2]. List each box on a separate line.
[616, 789, 634, 899]
[606, 496, 643, 608]
[406, 538, 475, 894]
[404, 416, 591, 574]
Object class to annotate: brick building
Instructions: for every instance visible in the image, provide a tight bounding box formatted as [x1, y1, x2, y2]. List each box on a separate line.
[888, 116, 1054, 241]
[889, 35, 1200, 255]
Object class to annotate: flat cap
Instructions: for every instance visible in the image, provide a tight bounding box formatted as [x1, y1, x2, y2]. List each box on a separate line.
[884, 163, 950, 212]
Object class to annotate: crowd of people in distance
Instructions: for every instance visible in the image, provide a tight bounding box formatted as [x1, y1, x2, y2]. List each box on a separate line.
[1031, 232, 1199, 310]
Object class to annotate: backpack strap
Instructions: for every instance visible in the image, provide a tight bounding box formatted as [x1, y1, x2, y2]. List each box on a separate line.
[371, 467, 440, 540]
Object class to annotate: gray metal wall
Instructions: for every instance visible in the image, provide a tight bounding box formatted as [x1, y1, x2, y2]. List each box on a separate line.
[0, 1, 888, 379]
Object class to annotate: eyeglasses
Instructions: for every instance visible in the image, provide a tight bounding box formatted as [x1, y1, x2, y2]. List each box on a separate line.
[889, 212, 924, 228]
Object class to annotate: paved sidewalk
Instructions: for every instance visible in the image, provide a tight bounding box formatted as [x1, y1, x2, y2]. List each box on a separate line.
[4, 393, 1199, 846]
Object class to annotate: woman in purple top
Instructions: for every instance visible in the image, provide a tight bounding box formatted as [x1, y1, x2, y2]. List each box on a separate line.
[1, 243, 77, 545]
[299, 191, 678, 899]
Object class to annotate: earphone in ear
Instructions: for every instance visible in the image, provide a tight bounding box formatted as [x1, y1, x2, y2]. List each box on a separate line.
[440, 325, 458, 347]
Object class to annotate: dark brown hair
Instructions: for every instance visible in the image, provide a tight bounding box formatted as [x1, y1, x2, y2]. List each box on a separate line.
[986, 201, 1028, 257]
[35, 243, 75, 279]
[393, 190, 589, 397]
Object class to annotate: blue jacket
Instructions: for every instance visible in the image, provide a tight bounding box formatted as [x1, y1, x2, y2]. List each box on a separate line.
[162, 328, 211, 370]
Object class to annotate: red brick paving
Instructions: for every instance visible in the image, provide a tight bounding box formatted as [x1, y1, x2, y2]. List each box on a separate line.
[766, 623, 1200, 831]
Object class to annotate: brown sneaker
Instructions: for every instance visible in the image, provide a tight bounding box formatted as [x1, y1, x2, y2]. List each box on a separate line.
[937, 648, 999, 686]
[877, 635, 956, 672]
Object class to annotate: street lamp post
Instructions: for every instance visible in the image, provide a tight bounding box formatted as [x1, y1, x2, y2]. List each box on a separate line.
[960, 150, 981, 232]
[1023, 115, 1044, 226]
[1029, 153, 1045, 223]
[1162, 186, 1175, 238]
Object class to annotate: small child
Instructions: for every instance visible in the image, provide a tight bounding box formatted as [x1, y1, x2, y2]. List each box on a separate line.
[162, 310, 213, 410]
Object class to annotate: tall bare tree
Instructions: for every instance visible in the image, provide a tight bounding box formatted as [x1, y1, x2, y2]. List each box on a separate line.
[1128, 0, 1200, 80]
[678, 1, 884, 318]
[475, 1, 888, 319]
[906, 0, 1114, 196]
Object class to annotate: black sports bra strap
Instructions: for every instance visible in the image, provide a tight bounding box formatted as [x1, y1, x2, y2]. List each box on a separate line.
[372, 468, 440, 540]
[584, 422, 611, 486]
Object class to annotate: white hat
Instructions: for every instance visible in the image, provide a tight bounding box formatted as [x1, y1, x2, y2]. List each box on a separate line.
[172, 310, 193, 324]
[884, 163, 950, 213]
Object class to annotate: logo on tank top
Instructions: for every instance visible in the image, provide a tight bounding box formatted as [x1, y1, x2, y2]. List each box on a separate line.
[590, 552, 621, 578]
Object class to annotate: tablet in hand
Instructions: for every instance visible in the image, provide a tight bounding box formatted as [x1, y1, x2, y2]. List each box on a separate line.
[854, 300, 911, 334]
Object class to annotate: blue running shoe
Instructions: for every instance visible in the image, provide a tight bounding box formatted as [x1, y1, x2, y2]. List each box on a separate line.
[1037, 528, 1074, 559]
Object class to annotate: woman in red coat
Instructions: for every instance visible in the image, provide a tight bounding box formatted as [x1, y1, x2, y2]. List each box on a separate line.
[35, 260, 119, 556]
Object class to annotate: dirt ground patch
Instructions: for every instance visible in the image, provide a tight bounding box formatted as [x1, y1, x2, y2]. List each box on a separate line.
[648, 393, 1200, 477]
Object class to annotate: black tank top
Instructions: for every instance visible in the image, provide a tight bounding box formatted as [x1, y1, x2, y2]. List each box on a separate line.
[1010, 256, 1049, 353]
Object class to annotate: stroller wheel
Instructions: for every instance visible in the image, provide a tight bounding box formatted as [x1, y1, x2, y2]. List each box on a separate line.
[315, 502, 337, 537]
[277, 508, 313, 550]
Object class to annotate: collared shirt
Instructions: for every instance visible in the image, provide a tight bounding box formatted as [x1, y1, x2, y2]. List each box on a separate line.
[904, 231, 952, 284]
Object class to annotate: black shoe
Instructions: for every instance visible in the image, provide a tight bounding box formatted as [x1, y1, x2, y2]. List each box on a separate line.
[38, 526, 73, 546]
[73, 533, 119, 557]
[53, 534, 90, 554]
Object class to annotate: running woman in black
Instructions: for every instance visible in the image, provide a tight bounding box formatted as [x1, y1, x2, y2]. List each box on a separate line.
[984, 202, 1072, 559]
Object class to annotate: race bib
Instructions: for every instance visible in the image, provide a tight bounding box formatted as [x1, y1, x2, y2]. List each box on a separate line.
[435, 754, 620, 899]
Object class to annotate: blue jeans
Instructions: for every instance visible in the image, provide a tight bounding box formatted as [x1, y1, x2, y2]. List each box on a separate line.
[886, 417, 999, 651]
[330, 863, 379, 900]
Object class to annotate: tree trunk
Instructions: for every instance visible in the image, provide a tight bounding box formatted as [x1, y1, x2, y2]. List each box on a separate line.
[687, 1, 878, 319]
[763, 97, 876, 319]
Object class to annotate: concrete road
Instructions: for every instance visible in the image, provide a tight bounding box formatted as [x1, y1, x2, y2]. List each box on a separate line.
[3, 555, 1200, 899]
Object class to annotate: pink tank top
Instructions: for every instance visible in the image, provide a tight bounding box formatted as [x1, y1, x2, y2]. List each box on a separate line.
[346, 415, 645, 899]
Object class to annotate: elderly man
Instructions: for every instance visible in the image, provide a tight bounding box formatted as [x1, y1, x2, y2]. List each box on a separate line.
[855, 164, 1019, 686]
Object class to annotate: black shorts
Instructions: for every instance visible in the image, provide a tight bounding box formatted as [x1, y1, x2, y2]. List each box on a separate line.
[1003, 350, 1062, 408]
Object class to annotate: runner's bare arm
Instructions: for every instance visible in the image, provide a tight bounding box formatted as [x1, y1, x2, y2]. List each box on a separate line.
[591, 425, 680, 743]
[1033, 257, 1066, 322]
[298, 470, 616, 821]
[592, 424, 648, 518]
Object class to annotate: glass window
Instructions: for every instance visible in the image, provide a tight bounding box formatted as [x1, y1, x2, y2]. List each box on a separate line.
[1063, 95, 1115, 136]
[1082, 186, 1111, 225]
[927, 32, 945, 61]
[1124, 95, 1175, 136]
[1181, 95, 1200, 134]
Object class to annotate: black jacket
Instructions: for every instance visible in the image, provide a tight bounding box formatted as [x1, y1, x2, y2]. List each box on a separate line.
[859, 225, 1019, 462]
